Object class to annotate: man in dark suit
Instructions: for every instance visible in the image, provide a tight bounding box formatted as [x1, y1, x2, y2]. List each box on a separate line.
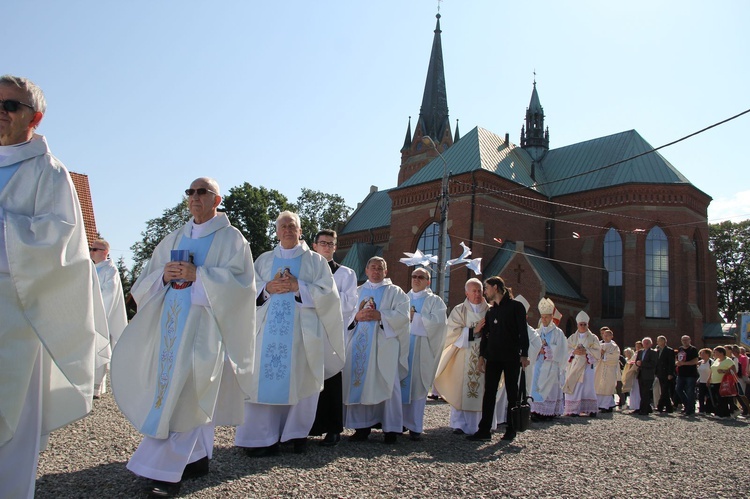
[467, 276, 529, 443]
[634, 337, 658, 415]
[655, 335, 676, 413]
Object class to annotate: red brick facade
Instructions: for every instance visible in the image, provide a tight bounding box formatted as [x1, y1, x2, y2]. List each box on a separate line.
[69, 172, 99, 244]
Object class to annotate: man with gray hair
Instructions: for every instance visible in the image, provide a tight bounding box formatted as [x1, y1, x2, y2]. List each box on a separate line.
[112, 177, 256, 497]
[0, 75, 105, 498]
[236, 211, 343, 456]
[633, 336, 658, 415]
[433, 278, 489, 435]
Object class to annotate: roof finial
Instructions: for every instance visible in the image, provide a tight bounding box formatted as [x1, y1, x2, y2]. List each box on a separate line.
[533, 69, 536, 86]
[437, 0, 442, 13]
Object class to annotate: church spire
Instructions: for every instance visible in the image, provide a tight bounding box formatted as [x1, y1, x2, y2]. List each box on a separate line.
[417, 13, 451, 144]
[401, 116, 412, 152]
[520, 78, 549, 161]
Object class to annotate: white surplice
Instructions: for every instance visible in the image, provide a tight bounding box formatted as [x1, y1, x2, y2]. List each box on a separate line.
[93, 258, 129, 395]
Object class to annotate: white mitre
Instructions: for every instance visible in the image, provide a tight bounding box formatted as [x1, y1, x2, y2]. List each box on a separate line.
[514, 294, 530, 314]
[576, 310, 590, 323]
[538, 298, 555, 315]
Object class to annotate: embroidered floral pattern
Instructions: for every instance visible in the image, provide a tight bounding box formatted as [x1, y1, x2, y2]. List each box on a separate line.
[263, 342, 289, 381]
[352, 323, 370, 387]
[466, 341, 482, 398]
[155, 298, 180, 409]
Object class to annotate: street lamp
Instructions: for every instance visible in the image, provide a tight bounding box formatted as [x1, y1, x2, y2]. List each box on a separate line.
[421, 136, 450, 302]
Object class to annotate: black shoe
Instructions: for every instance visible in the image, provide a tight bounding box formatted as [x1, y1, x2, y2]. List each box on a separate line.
[146, 480, 181, 498]
[293, 438, 308, 454]
[452, 428, 465, 435]
[243, 443, 280, 458]
[466, 431, 491, 441]
[383, 432, 398, 444]
[348, 428, 371, 442]
[181, 456, 209, 481]
[589, 412, 598, 418]
[319, 432, 341, 447]
[501, 430, 516, 441]
[409, 430, 421, 441]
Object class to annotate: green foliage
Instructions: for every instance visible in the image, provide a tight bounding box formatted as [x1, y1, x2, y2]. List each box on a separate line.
[709, 219, 750, 323]
[293, 188, 352, 245]
[129, 199, 191, 280]
[115, 255, 131, 296]
[221, 183, 292, 257]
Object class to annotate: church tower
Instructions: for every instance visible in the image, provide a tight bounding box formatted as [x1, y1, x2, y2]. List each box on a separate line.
[398, 13, 453, 185]
[520, 80, 549, 164]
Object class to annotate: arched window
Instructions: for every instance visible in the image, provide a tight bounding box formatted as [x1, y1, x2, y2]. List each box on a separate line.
[645, 226, 669, 318]
[416, 222, 451, 301]
[602, 228, 623, 318]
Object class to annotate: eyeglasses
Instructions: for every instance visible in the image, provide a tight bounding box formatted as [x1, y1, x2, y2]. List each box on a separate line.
[89, 247, 105, 252]
[411, 274, 428, 280]
[316, 241, 336, 247]
[185, 188, 217, 196]
[0, 99, 35, 113]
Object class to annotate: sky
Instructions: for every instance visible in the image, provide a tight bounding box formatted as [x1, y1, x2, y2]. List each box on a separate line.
[4, 1, 749, 267]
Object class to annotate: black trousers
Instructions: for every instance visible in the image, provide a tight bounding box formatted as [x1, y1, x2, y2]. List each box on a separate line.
[657, 376, 674, 411]
[478, 359, 520, 433]
[638, 377, 654, 413]
[309, 372, 343, 436]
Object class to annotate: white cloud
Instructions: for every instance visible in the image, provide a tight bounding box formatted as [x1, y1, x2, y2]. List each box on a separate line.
[708, 190, 750, 223]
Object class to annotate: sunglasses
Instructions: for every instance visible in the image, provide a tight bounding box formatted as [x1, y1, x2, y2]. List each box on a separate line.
[411, 275, 428, 280]
[89, 247, 105, 252]
[0, 99, 35, 113]
[185, 188, 217, 196]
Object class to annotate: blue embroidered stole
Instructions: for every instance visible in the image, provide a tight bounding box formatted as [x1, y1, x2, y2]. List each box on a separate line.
[401, 295, 426, 403]
[348, 285, 387, 404]
[0, 161, 22, 193]
[257, 254, 302, 404]
[141, 232, 215, 436]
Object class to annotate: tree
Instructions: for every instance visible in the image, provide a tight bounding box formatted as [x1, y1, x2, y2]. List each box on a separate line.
[221, 183, 292, 257]
[293, 188, 352, 244]
[709, 219, 750, 323]
[130, 199, 191, 280]
[116, 255, 131, 296]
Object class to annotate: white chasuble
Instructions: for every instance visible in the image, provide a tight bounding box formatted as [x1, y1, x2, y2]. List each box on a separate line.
[0, 135, 104, 446]
[112, 214, 256, 438]
[563, 330, 601, 395]
[595, 341, 621, 396]
[433, 300, 489, 412]
[531, 323, 568, 402]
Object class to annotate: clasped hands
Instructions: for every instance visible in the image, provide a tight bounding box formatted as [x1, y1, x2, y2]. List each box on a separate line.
[266, 269, 299, 295]
[574, 345, 587, 356]
[163, 261, 197, 284]
[355, 307, 381, 323]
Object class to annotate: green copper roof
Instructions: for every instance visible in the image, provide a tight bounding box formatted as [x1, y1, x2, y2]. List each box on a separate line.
[537, 129, 693, 197]
[483, 241, 585, 301]
[399, 126, 535, 189]
[339, 188, 392, 235]
[340, 242, 383, 282]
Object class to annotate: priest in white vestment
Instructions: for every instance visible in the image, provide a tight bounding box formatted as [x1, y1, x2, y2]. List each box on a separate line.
[308, 229, 358, 447]
[493, 294, 541, 427]
[530, 298, 568, 419]
[112, 178, 256, 498]
[432, 278, 489, 435]
[563, 311, 600, 417]
[0, 75, 105, 499]
[235, 212, 343, 456]
[343, 256, 410, 444]
[90, 237, 128, 398]
[595, 327, 621, 412]
[401, 267, 447, 440]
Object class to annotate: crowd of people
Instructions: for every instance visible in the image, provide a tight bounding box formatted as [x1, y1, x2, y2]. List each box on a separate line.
[2, 74, 747, 499]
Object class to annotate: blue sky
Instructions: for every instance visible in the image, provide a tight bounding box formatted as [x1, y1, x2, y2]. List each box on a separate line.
[4, 1, 749, 266]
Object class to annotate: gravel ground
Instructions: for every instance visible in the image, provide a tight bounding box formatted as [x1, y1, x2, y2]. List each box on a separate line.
[36, 395, 750, 498]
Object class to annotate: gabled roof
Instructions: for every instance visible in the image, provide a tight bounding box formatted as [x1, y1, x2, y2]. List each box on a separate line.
[398, 126, 536, 188]
[340, 242, 383, 282]
[483, 241, 585, 301]
[339, 188, 392, 235]
[537, 129, 693, 197]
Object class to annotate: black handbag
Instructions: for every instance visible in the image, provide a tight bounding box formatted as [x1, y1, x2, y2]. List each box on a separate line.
[510, 370, 534, 432]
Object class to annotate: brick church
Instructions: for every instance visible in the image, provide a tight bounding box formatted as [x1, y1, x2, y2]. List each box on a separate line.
[336, 13, 722, 348]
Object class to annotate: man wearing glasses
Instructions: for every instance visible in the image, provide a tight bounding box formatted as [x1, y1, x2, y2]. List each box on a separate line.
[401, 267, 447, 441]
[343, 257, 410, 444]
[0, 75, 104, 498]
[308, 229, 358, 447]
[89, 238, 128, 399]
[236, 212, 343, 457]
[111, 177, 256, 497]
